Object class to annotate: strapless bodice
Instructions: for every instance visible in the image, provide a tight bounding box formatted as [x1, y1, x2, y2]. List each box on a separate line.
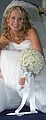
[5, 40, 32, 50]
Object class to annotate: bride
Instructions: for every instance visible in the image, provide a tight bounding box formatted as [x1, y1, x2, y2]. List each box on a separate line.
[0, 0, 46, 114]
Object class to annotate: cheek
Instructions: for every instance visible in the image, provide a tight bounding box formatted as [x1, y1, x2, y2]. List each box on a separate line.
[9, 22, 13, 28]
[19, 22, 23, 27]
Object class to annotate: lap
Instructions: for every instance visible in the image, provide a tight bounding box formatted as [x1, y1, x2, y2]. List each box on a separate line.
[0, 78, 7, 112]
[0, 77, 21, 112]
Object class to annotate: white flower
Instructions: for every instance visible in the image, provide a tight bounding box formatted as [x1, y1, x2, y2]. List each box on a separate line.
[19, 48, 45, 74]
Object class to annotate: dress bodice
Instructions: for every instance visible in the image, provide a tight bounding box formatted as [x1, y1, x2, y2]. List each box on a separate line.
[5, 40, 32, 50]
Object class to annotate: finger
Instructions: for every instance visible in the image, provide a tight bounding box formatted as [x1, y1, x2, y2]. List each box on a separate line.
[19, 81, 25, 85]
[19, 80, 25, 85]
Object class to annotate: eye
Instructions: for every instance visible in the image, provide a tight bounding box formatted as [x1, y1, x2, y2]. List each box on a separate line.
[19, 17, 22, 20]
[11, 17, 15, 20]
[19, 17, 23, 22]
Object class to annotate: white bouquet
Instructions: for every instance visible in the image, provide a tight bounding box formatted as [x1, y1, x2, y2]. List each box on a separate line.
[20, 48, 45, 75]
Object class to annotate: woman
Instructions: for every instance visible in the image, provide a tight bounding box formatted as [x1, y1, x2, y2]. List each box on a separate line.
[0, 0, 46, 114]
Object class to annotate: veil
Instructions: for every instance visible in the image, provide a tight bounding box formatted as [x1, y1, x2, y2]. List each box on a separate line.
[3, 0, 38, 17]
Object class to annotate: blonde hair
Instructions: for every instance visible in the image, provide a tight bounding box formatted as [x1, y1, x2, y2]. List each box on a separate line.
[2, 6, 31, 40]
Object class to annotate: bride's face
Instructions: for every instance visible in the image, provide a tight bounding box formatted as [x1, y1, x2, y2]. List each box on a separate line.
[8, 9, 24, 32]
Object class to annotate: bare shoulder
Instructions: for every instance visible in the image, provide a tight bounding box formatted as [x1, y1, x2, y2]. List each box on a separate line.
[27, 27, 43, 54]
[28, 27, 39, 39]
[0, 35, 9, 49]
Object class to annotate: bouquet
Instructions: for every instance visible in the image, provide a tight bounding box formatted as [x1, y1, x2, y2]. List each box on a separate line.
[19, 48, 45, 75]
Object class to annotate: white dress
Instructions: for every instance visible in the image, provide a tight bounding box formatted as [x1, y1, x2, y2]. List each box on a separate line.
[0, 40, 46, 113]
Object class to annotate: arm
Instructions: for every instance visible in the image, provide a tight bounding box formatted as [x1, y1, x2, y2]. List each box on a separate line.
[19, 28, 44, 86]
[28, 27, 44, 55]
[0, 35, 9, 79]
[0, 35, 9, 49]
[0, 71, 4, 80]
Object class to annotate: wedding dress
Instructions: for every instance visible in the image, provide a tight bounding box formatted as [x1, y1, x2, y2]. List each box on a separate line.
[0, 40, 46, 114]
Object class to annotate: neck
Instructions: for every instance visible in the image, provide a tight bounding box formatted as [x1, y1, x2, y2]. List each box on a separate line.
[10, 30, 21, 37]
[10, 30, 24, 44]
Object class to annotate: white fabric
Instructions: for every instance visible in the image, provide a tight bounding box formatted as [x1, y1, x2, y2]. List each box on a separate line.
[0, 79, 7, 112]
[35, 48, 46, 112]
[0, 40, 46, 114]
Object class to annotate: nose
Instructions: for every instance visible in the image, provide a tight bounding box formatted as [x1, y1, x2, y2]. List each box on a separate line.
[14, 18, 19, 24]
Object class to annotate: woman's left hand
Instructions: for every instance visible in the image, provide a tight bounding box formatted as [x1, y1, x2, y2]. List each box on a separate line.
[19, 77, 26, 86]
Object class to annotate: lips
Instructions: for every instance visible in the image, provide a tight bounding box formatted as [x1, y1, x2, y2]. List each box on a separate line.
[14, 24, 19, 27]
